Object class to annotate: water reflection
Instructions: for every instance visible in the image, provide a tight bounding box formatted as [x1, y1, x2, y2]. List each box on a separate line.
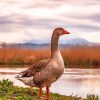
[0, 68, 100, 98]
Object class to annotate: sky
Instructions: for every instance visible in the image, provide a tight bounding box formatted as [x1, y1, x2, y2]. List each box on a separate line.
[0, 0, 100, 44]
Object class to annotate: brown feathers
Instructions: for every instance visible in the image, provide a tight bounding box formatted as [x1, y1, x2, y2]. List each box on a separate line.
[21, 59, 50, 77]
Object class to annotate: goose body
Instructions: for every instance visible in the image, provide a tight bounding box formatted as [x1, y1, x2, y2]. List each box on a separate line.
[16, 27, 70, 100]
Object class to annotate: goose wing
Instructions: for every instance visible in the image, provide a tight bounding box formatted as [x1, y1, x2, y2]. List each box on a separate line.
[21, 59, 50, 77]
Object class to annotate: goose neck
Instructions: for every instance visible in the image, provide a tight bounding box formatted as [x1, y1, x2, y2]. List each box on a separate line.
[51, 33, 59, 58]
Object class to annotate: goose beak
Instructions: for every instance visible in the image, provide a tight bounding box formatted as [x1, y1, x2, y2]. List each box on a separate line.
[63, 29, 70, 34]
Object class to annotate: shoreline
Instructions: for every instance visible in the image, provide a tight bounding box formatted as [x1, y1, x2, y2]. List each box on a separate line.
[0, 68, 100, 98]
[0, 79, 99, 100]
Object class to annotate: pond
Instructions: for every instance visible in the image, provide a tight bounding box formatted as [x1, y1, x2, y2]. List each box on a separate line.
[0, 67, 100, 98]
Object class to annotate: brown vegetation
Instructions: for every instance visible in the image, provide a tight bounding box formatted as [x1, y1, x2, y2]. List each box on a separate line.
[0, 46, 100, 68]
[61, 46, 100, 68]
[0, 48, 50, 65]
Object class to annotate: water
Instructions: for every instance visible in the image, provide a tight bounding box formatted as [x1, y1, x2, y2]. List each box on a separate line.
[0, 68, 100, 98]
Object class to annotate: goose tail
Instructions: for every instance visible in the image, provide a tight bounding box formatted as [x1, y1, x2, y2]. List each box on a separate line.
[15, 73, 35, 86]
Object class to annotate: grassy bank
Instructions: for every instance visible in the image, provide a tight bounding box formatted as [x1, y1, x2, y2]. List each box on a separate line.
[0, 79, 98, 100]
[0, 46, 100, 68]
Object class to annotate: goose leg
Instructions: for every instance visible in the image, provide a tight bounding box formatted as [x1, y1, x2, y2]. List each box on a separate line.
[46, 86, 50, 100]
[39, 87, 43, 97]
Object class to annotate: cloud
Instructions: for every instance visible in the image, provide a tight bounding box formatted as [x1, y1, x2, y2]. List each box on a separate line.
[79, 32, 100, 43]
[0, 32, 28, 43]
[87, 14, 100, 22]
[0, 0, 100, 43]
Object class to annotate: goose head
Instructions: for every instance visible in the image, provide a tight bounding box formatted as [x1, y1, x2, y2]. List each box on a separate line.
[53, 27, 70, 36]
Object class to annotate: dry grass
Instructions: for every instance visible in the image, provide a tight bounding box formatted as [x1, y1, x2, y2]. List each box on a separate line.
[0, 46, 100, 68]
[61, 46, 100, 68]
[0, 48, 50, 65]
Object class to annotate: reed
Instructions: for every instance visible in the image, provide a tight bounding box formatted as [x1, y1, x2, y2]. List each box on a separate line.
[0, 46, 100, 68]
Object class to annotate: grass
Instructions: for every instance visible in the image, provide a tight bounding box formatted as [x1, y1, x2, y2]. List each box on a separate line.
[0, 46, 100, 68]
[0, 79, 99, 100]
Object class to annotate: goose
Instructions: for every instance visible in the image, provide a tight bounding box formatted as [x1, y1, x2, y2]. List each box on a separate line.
[16, 27, 70, 100]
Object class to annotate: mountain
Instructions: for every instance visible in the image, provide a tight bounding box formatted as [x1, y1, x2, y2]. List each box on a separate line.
[64, 38, 91, 46]
[0, 38, 100, 49]
[0, 43, 50, 49]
